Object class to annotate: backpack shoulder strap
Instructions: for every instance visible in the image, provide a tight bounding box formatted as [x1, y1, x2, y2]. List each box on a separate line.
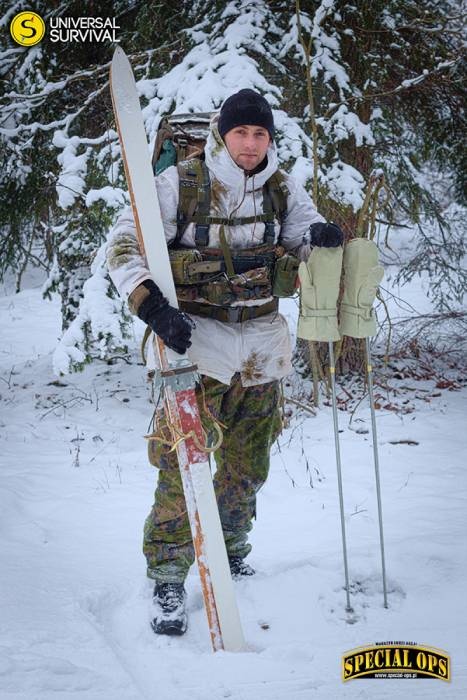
[262, 169, 289, 245]
[266, 170, 289, 222]
[175, 158, 211, 247]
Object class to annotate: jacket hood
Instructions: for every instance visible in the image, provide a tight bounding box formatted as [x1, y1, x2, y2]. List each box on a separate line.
[204, 116, 279, 192]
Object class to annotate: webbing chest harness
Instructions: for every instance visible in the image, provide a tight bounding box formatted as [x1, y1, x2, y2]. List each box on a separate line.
[171, 158, 289, 323]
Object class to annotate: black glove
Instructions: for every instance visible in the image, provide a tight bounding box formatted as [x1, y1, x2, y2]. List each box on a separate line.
[137, 280, 195, 355]
[309, 222, 344, 248]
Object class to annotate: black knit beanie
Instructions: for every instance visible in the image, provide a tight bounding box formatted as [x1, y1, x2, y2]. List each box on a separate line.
[218, 89, 274, 140]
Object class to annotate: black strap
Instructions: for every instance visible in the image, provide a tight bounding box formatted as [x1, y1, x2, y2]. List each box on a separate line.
[194, 161, 211, 247]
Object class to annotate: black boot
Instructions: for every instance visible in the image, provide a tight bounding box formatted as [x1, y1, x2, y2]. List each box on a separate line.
[151, 582, 187, 636]
[229, 556, 256, 580]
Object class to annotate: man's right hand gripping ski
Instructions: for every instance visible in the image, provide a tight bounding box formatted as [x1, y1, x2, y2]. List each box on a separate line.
[134, 279, 196, 354]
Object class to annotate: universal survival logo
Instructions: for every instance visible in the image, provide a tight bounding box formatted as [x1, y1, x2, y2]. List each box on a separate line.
[342, 642, 451, 681]
[10, 11, 120, 46]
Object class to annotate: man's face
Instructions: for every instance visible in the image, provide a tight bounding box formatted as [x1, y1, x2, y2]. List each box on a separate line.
[223, 125, 270, 171]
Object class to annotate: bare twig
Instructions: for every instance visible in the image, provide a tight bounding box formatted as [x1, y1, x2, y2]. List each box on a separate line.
[284, 396, 317, 416]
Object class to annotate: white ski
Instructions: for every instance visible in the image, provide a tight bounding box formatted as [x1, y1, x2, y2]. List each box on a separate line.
[110, 46, 245, 652]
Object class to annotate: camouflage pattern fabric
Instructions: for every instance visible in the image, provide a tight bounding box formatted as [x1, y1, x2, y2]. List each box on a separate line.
[143, 372, 283, 583]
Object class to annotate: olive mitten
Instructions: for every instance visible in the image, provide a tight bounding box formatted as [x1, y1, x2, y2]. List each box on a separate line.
[297, 246, 343, 342]
[339, 239, 384, 338]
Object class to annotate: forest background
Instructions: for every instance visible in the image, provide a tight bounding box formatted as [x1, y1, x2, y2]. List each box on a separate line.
[0, 0, 465, 381]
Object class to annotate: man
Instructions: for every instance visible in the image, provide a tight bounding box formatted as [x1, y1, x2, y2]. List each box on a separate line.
[106, 89, 343, 635]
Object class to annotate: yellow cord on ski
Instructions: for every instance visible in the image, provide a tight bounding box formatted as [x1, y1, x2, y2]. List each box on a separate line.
[144, 419, 223, 454]
[144, 377, 227, 454]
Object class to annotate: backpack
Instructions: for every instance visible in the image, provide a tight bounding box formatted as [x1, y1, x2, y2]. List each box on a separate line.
[152, 112, 212, 174]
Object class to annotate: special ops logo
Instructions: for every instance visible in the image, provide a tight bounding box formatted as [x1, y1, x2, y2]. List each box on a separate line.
[342, 642, 451, 681]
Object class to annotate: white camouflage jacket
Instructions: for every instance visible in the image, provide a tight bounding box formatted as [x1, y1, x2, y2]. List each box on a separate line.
[106, 123, 324, 386]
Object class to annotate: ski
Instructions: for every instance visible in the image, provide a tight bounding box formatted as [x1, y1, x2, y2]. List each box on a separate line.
[109, 46, 245, 653]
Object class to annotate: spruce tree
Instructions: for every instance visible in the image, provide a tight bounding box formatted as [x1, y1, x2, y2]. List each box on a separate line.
[0, 1, 464, 374]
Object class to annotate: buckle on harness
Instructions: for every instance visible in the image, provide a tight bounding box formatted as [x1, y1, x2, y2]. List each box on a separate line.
[227, 307, 242, 323]
[226, 306, 257, 323]
[195, 223, 209, 247]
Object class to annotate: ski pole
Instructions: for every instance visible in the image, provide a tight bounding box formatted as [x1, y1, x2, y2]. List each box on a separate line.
[364, 338, 388, 608]
[328, 340, 352, 613]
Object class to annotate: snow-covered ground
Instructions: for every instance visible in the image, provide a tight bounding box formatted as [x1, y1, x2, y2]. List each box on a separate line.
[1, 280, 466, 700]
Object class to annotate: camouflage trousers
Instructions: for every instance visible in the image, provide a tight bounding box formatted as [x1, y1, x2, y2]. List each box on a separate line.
[143, 372, 282, 583]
